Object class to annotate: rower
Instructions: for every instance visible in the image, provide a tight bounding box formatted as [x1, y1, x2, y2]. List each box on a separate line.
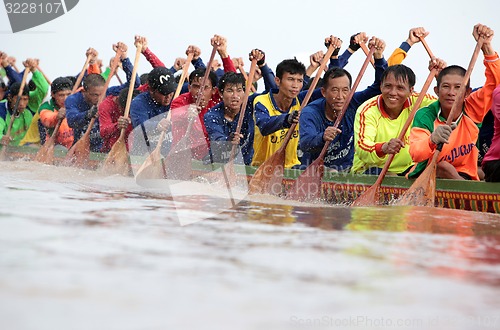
[66, 73, 106, 152]
[408, 23, 500, 181]
[0, 82, 31, 146]
[351, 27, 441, 176]
[39, 77, 74, 150]
[482, 85, 500, 182]
[299, 35, 388, 173]
[204, 72, 254, 165]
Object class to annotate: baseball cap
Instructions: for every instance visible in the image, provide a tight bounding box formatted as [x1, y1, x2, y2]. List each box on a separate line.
[148, 67, 177, 95]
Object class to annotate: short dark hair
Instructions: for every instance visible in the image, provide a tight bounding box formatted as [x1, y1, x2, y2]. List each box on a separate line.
[51, 77, 73, 93]
[28, 79, 37, 92]
[82, 73, 105, 90]
[322, 67, 352, 89]
[188, 68, 218, 89]
[218, 72, 245, 93]
[275, 58, 306, 79]
[381, 64, 416, 88]
[9, 82, 29, 97]
[118, 88, 141, 109]
[436, 65, 468, 89]
[65, 76, 77, 88]
[140, 73, 149, 85]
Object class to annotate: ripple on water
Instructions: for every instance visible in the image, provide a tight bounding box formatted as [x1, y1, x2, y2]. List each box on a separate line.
[1, 160, 500, 329]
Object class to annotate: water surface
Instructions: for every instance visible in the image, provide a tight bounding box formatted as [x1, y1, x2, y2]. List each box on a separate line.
[1, 160, 500, 330]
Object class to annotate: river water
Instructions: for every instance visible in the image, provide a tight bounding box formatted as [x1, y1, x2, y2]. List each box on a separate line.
[1, 160, 500, 330]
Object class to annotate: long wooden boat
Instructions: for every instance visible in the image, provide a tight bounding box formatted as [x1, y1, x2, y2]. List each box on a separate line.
[4, 145, 500, 214]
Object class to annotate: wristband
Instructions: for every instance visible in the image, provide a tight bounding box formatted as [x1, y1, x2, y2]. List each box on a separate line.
[349, 33, 361, 51]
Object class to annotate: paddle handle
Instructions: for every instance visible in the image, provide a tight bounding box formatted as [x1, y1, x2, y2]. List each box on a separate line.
[195, 45, 217, 108]
[176, 44, 217, 141]
[36, 66, 52, 85]
[47, 117, 63, 144]
[300, 44, 336, 109]
[152, 130, 166, 154]
[115, 70, 123, 85]
[277, 44, 336, 153]
[420, 37, 435, 59]
[238, 64, 256, 93]
[400, 69, 437, 141]
[371, 68, 438, 185]
[446, 40, 482, 126]
[3, 68, 30, 139]
[173, 53, 194, 100]
[433, 39, 483, 153]
[0, 67, 30, 159]
[107, 50, 124, 92]
[71, 55, 92, 94]
[235, 58, 258, 136]
[360, 43, 375, 68]
[122, 46, 141, 119]
[334, 46, 375, 128]
[227, 58, 258, 163]
[317, 46, 376, 160]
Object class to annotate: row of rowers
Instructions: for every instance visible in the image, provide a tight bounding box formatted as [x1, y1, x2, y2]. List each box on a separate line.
[1, 25, 499, 183]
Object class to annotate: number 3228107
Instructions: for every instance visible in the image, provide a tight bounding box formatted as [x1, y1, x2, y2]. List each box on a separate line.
[5, 2, 62, 14]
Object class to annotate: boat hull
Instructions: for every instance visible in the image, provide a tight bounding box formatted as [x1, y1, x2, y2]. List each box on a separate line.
[4, 145, 500, 214]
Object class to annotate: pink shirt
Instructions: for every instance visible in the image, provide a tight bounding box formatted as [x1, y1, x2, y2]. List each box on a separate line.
[483, 85, 500, 162]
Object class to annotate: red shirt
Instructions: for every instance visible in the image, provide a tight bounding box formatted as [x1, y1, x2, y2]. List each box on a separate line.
[169, 92, 222, 159]
[98, 95, 133, 152]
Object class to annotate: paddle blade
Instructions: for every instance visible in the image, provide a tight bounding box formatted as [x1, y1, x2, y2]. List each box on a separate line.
[0, 145, 9, 161]
[64, 137, 90, 168]
[164, 135, 192, 180]
[100, 137, 131, 176]
[285, 158, 324, 202]
[248, 150, 285, 195]
[350, 184, 382, 207]
[34, 141, 55, 165]
[395, 157, 437, 207]
[135, 147, 165, 181]
[221, 160, 237, 186]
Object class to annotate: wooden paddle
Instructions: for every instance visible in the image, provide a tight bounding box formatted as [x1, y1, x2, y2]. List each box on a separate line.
[64, 50, 123, 168]
[115, 70, 123, 85]
[71, 55, 92, 94]
[134, 53, 194, 181]
[351, 36, 437, 206]
[34, 118, 62, 164]
[286, 46, 376, 201]
[248, 44, 336, 196]
[351, 68, 438, 206]
[420, 37, 435, 59]
[237, 63, 256, 93]
[396, 38, 484, 207]
[360, 43, 375, 68]
[36, 65, 52, 85]
[174, 53, 194, 98]
[218, 58, 258, 189]
[0, 68, 30, 161]
[100, 45, 142, 176]
[163, 44, 218, 180]
[35, 55, 91, 165]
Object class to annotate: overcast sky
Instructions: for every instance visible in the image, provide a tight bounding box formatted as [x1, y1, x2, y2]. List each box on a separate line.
[1, 0, 497, 94]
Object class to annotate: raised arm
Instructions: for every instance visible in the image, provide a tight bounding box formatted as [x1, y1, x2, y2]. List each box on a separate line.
[250, 48, 276, 91]
[211, 34, 236, 73]
[388, 27, 429, 66]
[138, 35, 166, 68]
